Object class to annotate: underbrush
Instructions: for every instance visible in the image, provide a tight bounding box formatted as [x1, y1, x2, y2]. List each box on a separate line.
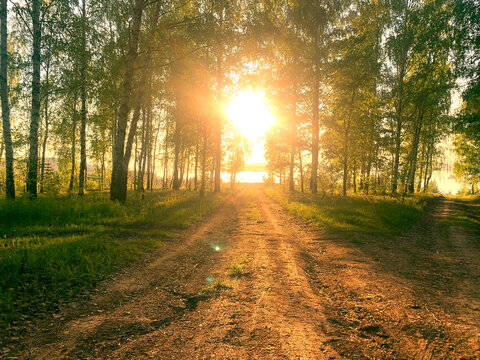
[266, 187, 432, 243]
[0, 190, 225, 329]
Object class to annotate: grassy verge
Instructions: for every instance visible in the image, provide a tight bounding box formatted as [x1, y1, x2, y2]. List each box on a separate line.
[442, 210, 480, 231]
[266, 187, 432, 243]
[0, 190, 226, 329]
[439, 197, 480, 232]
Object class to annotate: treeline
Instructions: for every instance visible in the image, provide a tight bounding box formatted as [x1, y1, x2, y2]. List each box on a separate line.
[263, 0, 478, 195]
[0, 0, 478, 201]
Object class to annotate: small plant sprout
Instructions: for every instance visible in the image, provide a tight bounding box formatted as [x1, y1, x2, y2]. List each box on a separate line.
[200, 279, 232, 295]
[229, 261, 244, 277]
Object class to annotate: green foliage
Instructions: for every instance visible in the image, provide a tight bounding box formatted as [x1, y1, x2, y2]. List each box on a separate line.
[267, 187, 431, 242]
[454, 78, 480, 193]
[0, 190, 224, 329]
[454, 134, 480, 192]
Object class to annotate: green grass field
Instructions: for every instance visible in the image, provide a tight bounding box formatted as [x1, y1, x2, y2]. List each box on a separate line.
[0, 190, 225, 329]
[266, 187, 432, 242]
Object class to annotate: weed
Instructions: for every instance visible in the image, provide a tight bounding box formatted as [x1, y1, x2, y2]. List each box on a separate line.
[229, 262, 244, 277]
[247, 207, 261, 221]
[200, 279, 233, 295]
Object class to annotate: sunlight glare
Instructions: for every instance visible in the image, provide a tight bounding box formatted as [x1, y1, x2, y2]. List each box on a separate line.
[226, 90, 275, 141]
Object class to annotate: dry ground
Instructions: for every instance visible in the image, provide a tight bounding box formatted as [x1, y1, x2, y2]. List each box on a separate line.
[2, 185, 480, 359]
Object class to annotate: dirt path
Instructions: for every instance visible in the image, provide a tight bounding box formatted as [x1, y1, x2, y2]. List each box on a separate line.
[3, 186, 480, 359]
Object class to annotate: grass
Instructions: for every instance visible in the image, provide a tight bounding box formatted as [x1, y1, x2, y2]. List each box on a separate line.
[0, 190, 226, 329]
[266, 187, 432, 243]
[229, 261, 244, 277]
[200, 279, 233, 295]
[439, 208, 480, 232]
[247, 206, 261, 222]
[445, 211, 480, 230]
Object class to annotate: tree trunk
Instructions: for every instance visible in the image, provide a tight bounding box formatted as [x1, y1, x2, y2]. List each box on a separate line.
[200, 46, 209, 197]
[137, 107, 146, 191]
[298, 149, 304, 193]
[0, 0, 14, 198]
[214, 54, 222, 193]
[172, 114, 181, 190]
[210, 158, 215, 190]
[289, 105, 296, 192]
[391, 66, 406, 194]
[146, 101, 152, 190]
[342, 91, 356, 197]
[185, 147, 191, 190]
[365, 160, 371, 195]
[194, 123, 199, 190]
[342, 130, 348, 197]
[407, 103, 425, 193]
[179, 147, 186, 188]
[200, 123, 207, 197]
[289, 151, 295, 192]
[151, 125, 160, 189]
[423, 150, 429, 192]
[69, 97, 77, 192]
[26, 0, 41, 198]
[101, 149, 105, 191]
[310, 29, 319, 194]
[133, 133, 137, 190]
[40, 57, 50, 193]
[110, 0, 145, 202]
[78, 0, 87, 196]
[353, 158, 357, 194]
[162, 122, 169, 188]
[417, 143, 426, 192]
[359, 161, 365, 192]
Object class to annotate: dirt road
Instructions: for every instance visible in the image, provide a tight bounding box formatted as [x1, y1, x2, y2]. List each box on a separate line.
[3, 186, 480, 359]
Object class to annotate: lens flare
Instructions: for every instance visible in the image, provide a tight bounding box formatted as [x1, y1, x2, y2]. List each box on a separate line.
[226, 90, 275, 141]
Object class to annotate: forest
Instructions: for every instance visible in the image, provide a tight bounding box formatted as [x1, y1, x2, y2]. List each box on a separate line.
[0, 0, 478, 199]
[1, 0, 480, 359]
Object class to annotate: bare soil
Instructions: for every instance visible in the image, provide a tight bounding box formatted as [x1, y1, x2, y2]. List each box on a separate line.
[2, 185, 480, 359]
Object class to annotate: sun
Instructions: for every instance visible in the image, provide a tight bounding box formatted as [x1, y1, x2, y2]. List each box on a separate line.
[226, 90, 275, 141]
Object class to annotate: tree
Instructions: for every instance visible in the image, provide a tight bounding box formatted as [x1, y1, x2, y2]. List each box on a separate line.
[26, 0, 42, 198]
[78, 0, 88, 196]
[386, 0, 415, 194]
[452, 0, 480, 193]
[454, 134, 480, 193]
[288, 0, 339, 194]
[225, 128, 250, 187]
[454, 77, 480, 193]
[0, 0, 14, 198]
[110, 0, 145, 202]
